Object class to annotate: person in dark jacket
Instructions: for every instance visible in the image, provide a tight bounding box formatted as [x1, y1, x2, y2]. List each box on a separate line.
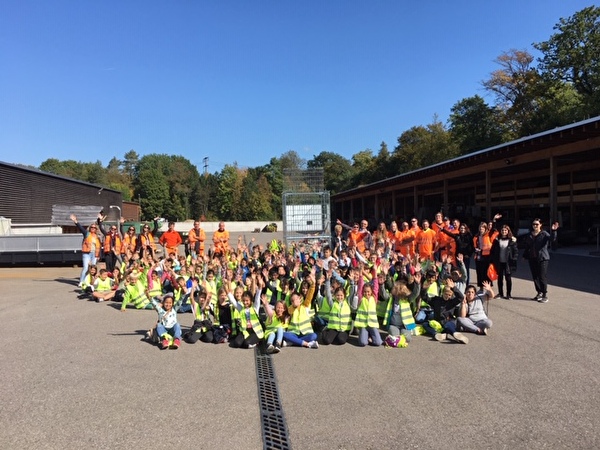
[522, 219, 558, 303]
[490, 224, 519, 299]
[441, 222, 474, 284]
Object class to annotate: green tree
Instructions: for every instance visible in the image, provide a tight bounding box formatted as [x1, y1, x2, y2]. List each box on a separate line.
[307, 151, 354, 194]
[482, 49, 542, 138]
[132, 154, 200, 220]
[449, 95, 507, 154]
[534, 6, 600, 116]
[216, 164, 246, 220]
[392, 116, 460, 173]
[351, 149, 376, 187]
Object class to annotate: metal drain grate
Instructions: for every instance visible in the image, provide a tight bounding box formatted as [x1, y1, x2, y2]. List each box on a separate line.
[255, 346, 291, 450]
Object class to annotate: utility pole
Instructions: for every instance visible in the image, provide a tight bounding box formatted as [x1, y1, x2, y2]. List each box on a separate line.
[203, 157, 208, 176]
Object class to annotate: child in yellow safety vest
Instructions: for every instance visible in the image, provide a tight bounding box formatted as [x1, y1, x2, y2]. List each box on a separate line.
[91, 269, 117, 303]
[228, 275, 263, 349]
[261, 294, 289, 354]
[283, 272, 319, 349]
[354, 279, 382, 347]
[321, 279, 353, 345]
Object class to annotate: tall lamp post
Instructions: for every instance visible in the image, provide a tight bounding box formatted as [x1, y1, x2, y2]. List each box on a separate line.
[110, 205, 121, 226]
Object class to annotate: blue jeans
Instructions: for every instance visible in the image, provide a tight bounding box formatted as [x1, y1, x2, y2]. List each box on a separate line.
[283, 331, 317, 347]
[156, 323, 182, 340]
[80, 251, 97, 285]
[357, 327, 382, 347]
[267, 328, 284, 345]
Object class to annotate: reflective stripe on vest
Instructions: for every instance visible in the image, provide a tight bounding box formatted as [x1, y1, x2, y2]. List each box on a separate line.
[317, 297, 331, 319]
[354, 296, 379, 328]
[148, 279, 162, 298]
[238, 307, 264, 339]
[399, 300, 416, 330]
[126, 281, 149, 308]
[327, 301, 352, 331]
[288, 306, 314, 335]
[264, 314, 288, 338]
[82, 233, 101, 256]
[96, 277, 112, 291]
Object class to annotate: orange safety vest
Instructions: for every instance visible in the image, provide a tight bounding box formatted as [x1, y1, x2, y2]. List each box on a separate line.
[473, 230, 498, 257]
[188, 228, 206, 254]
[82, 233, 102, 257]
[139, 233, 156, 251]
[213, 230, 230, 254]
[121, 234, 137, 254]
[103, 233, 122, 253]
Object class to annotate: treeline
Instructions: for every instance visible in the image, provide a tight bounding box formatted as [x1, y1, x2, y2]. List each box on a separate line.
[36, 7, 600, 222]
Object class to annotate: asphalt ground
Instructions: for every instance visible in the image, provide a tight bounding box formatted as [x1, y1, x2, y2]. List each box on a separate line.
[1, 245, 599, 450]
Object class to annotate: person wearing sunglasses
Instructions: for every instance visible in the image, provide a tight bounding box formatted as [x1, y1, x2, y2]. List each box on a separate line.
[522, 219, 559, 303]
[97, 215, 123, 273]
[137, 217, 160, 259]
[70, 213, 103, 288]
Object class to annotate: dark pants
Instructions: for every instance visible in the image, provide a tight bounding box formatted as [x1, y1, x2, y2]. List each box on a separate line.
[475, 256, 491, 287]
[496, 262, 512, 297]
[321, 329, 349, 345]
[230, 329, 260, 348]
[528, 259, 549, 295]
[104, 251, 117, 273]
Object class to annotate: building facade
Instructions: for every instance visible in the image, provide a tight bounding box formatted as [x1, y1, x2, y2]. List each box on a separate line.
[332, 116, 600, 237]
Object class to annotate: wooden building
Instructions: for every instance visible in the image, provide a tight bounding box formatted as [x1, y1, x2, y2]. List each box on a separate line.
[0, 161, 122, 226]
[331, 116, 600, 236]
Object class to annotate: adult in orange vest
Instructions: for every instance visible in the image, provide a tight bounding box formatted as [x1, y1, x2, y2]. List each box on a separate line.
[473, 213, 501, 287]
[71, 213, 103, 288]
[98, 217, 123, 273]
[138, 218, 159, 259]
[188, 220, 206, 258]
[212, 221, 230, 257]
[119, 218, 138, 259]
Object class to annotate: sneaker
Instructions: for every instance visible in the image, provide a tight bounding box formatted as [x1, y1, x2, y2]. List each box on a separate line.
[273, 345, 281, 354]
[452, 332, 469, 344]
[434, 333, 447, 341]
[538, 296, 549, 303]
[532, 293, 542, 301]
[171, 338, 180, 349]
[247, 343, 257, 349]
[144, 329, 153, 340]
[504, 295, 512, 300]
[160, 339, 170, 350]
[282, 341, 288, 347]
[494, 294, 503, 299]
[266, 344, 275, 354]
[482, 327, 490, 336]
[308, 341, 319, 349]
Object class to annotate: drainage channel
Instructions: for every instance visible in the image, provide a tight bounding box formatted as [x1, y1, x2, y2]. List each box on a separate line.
[254, 346, 291, 450]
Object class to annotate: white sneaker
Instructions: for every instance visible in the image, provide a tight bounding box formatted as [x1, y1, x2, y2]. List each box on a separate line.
[308, 341, 319, 349]
[434, 333, 447, 341]
[452, 332, 469, 344]
[266, 344, 274, 354]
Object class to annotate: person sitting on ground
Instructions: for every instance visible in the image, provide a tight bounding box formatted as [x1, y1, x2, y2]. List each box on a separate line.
[91, 268, 117, 303]
[457, 282, 494, 335]
[424, 279, 469, 344]
[283, 269, 318, 349]
[321, 271, 353, 346]
[229, 274, 264, 349]
[261, 296, 289, 354]
[150, 293, 181, 350]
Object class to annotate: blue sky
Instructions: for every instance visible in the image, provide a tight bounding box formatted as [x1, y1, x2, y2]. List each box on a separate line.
[0, 1, 593, 173]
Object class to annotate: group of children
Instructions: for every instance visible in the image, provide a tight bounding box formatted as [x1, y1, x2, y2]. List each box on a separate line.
[76, 214, 505, 352]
